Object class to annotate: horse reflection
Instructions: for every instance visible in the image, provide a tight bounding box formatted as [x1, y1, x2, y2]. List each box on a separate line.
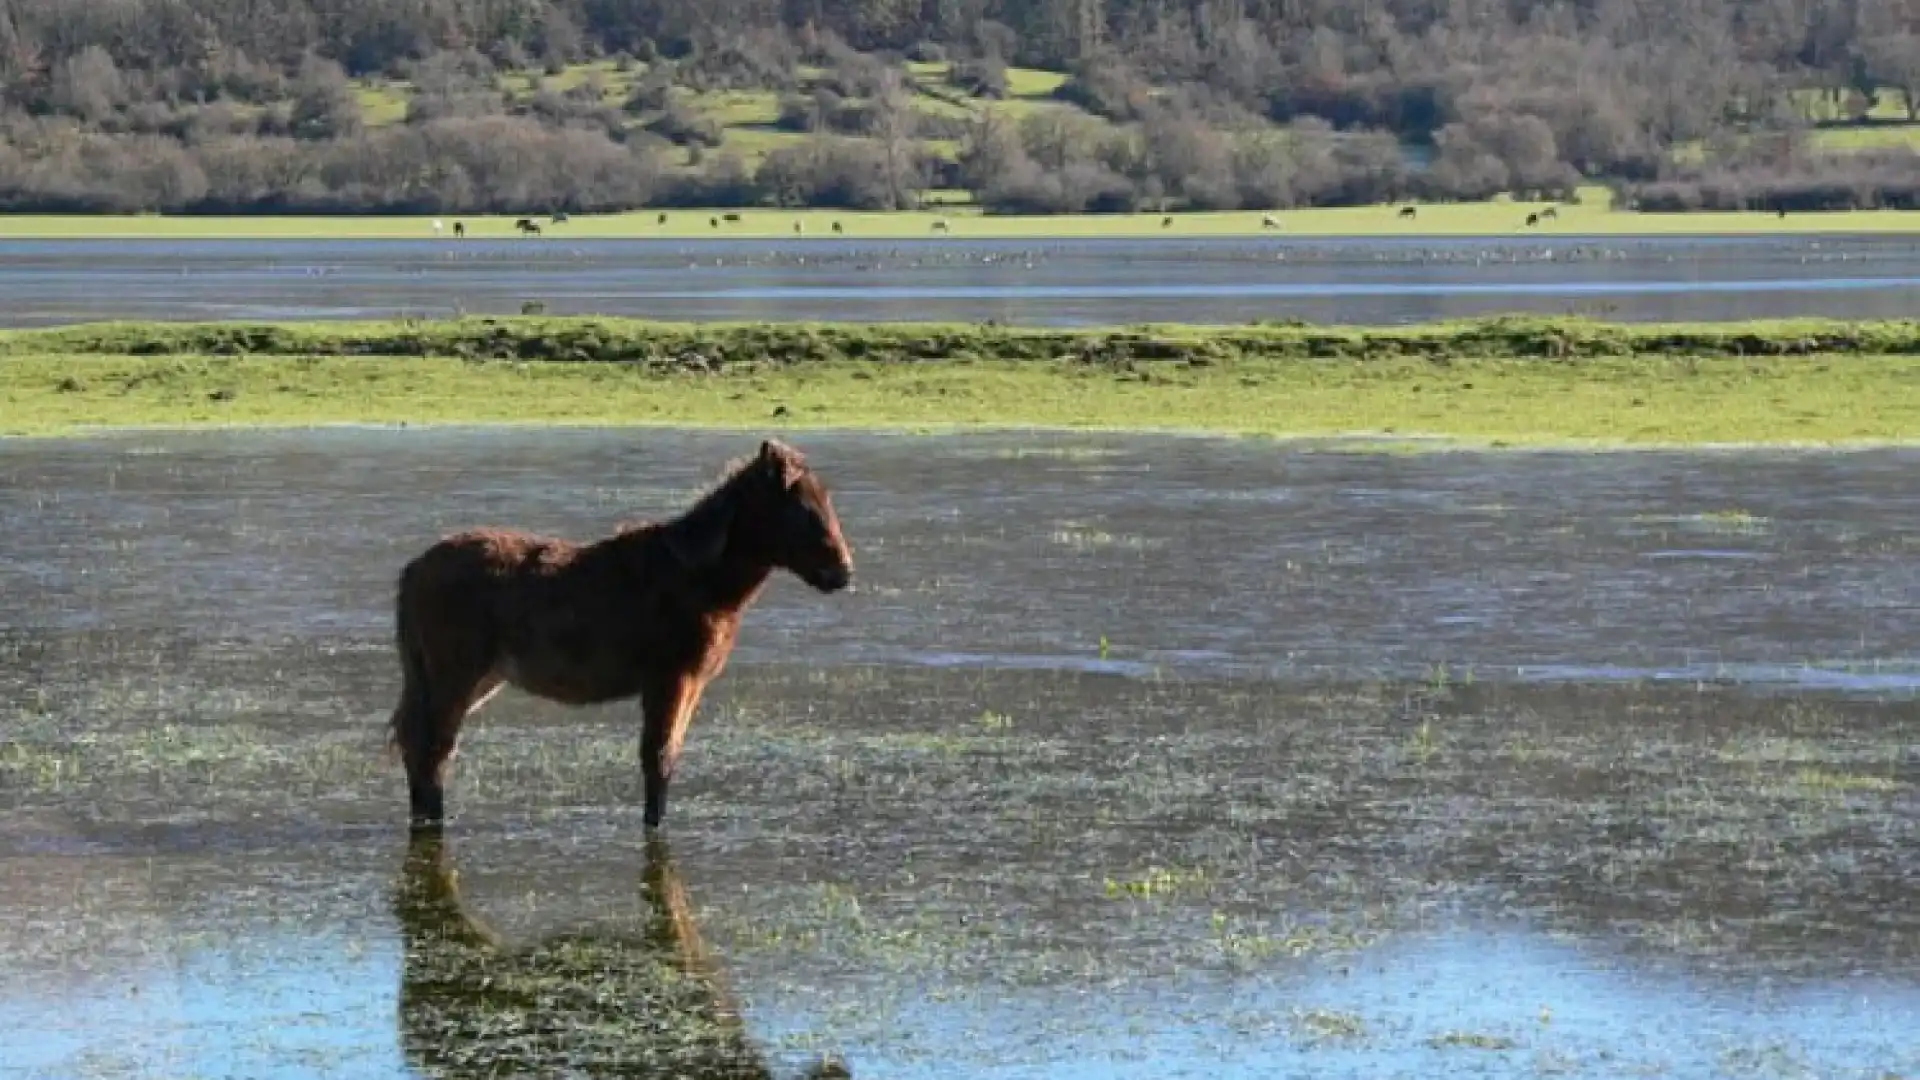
[394, 829, 850, 1079]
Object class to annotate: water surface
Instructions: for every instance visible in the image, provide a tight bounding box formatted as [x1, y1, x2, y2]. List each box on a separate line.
[7, 234, 1920, 327]
[1, 429, 1915, 1079]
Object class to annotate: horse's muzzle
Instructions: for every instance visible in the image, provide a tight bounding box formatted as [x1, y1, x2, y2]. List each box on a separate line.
[807, 562, 854, 593]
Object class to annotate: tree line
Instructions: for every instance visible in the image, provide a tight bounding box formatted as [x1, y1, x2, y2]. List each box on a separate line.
[2, 0, 1919, 214]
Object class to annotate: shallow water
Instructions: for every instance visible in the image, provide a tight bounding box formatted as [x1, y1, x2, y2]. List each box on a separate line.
[1, 429, 1915, 1079]
[9, 429, 1920, 689]
[7, 234, 1920, 327]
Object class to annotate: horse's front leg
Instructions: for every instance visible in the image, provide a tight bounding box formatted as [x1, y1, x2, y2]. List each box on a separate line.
[640, 672, 708, 830]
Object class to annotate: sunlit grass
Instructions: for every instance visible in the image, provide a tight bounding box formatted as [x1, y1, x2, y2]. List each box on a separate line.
[1806, 123, 1920, 152]
[353, 83, 410, 126]
[11, 347, 1920, 447]
[9, 314, 1920, 445]
[695, 88, 783, 126]
[16, 183, 1920, 237]
[503, 59, 639, 100]
[1790, 86, 1913, 124]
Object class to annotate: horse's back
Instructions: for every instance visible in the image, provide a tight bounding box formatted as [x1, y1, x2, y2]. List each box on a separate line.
[397, 528, 579, 635]
[404, 527, 576, 583]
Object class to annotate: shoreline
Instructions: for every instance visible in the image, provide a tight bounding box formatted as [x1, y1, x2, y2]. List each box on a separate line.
[11, 418, 1920, 455]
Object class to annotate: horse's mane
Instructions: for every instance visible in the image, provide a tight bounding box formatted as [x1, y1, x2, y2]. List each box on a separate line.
[613, 452, 766, 537]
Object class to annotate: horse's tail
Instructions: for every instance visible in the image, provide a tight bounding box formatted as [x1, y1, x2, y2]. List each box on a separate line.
[387, 559, 433, 757]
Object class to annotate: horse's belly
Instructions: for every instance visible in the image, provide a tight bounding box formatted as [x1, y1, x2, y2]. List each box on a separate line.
[497, 652, 648, 706]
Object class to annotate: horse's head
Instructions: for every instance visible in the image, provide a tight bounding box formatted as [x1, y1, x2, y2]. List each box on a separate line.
[669, 440, 854, 593]
[750, 439, 854, 593]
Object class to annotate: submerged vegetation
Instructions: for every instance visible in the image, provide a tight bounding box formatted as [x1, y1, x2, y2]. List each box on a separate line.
[8, 315, 1920, 445]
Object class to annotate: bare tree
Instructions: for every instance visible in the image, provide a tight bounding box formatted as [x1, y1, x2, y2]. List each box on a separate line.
[1864, 34, 1920, 121]
[867, 65, 918, 209]
[49, 45, 124, 123]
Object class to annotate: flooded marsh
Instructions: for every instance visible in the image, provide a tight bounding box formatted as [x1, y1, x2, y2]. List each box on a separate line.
[1, 429, 1916, 1079]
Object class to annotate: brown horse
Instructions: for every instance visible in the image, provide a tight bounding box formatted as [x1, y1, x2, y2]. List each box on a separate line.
[394, 828, 853, 1079]
[387, 439, 855, 828]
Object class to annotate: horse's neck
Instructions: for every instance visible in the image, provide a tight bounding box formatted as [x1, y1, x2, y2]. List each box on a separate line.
[693, 558, 773, 613]
[619, 512, 773, 612]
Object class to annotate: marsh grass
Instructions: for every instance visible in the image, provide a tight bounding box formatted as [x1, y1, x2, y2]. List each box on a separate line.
[1049, 526, 1160, 551]
[1292, 1009, 1368, 1041]
[10, 315, 1920, 445]
[1429, 1031, 1519, 1051]
[1103, 865, 1212, 899]
[1208, 911, 1383, 963]
[1632, 509, 1773, 535]
[5, 649, 1916, 993]
[1789, 767, 1902, 793]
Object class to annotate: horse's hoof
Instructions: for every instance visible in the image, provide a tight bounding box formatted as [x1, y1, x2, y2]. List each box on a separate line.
[808, 1053, 853, 1079]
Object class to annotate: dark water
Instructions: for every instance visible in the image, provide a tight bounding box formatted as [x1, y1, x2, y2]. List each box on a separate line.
[6, 235, 1920, 327]
[1, 429, 1916, 1079]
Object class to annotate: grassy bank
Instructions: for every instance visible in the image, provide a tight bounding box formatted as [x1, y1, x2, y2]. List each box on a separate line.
[7, 315, 1920, 445]
[13, 199, 1920, 240]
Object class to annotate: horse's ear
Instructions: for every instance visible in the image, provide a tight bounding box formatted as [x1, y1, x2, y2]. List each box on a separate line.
[662, 501, 732, 568]
[759, 439, 805, 485]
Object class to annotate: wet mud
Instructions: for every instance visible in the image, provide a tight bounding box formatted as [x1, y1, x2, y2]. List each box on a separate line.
[7, 235, 1920, 327]
[1, 429, 1915, 1078]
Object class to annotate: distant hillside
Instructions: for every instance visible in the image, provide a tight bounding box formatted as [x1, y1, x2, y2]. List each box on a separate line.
[2, 0, 1919, 214]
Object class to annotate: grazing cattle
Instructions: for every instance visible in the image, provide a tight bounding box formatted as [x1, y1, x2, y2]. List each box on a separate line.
[551, 211, 570, 224]
[931, 218, 951, 233]
[1162, 216, 1173, 227]
[1398, 206, 1417, 219]
[394, 830, 854, 1080]
[1540, 206, 1558, 220]
[723, 212, 742, 222]
[710, 217, 720, 228]
[658, 213, 668, 225]
[1261, 214, 1280, 229]
[1525, 213, 1540, 227]
[515, 218, 542, 236]
[386, 439, 856, 829]
[452, 221, 466, 238]
[793, 221, 803, 234]
[832, 221, 844, 234]
[431, 219, 445, 236]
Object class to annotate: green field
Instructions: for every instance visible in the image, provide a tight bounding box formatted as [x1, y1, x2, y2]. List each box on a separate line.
[7, 316, 1920, 447]
[12, 185, 1920, 239]
[1663, 86, 1920, 156]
